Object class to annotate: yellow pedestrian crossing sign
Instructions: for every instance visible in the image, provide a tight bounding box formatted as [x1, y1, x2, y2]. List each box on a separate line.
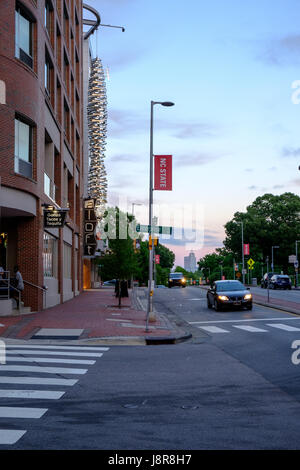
[247, 258, 255, 270]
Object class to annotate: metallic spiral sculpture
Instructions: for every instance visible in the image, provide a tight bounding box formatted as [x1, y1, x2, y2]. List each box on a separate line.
[87, 57, 108, 217]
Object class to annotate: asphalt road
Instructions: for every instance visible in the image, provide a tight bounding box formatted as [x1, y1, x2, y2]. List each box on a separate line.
[0, 286, 300, 451]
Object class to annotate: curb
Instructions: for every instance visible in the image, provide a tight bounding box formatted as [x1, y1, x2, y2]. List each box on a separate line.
[253, 301, 300, 316]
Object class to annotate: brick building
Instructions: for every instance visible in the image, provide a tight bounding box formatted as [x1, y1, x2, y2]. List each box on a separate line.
[0, 0, 85, 312]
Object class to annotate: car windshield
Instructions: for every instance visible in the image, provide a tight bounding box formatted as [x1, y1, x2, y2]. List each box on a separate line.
[216, 281, 245, 292]
[170, 273, 183, 279]
[277, 276, 289, 280]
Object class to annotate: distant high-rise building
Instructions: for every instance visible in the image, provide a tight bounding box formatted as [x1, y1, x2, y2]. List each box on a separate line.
[184, 252, 197, 273]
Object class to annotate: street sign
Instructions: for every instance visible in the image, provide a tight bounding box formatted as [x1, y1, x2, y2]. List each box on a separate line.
[289, 255, 297, 263]
[155, 255, 160, 264]
[247, 258, 255, 269]
[136, 224, 172, 235]
[294, 260, 299, 269]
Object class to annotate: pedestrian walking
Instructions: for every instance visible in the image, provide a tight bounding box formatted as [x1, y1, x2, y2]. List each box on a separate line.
[10, 265, 24, 308]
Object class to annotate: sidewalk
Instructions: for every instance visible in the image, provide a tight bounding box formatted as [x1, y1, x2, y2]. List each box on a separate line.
[0, 288, 191, 345]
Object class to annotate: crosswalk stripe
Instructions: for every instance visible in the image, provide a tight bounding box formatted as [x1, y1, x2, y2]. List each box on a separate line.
[0, 430, 26, 445]
[6, 350, 103, 358]
[0, 376, 77, 386]
[232, 325, 268, 333]
[199, 326, 230, 333]
[0, 365, 87, 375]
[5, 357, 96, 365]
[0, 389, 65, 400]
[0, 407, 47, 419]
[5, 345, 109, 351]
[267, 323, 300, 332]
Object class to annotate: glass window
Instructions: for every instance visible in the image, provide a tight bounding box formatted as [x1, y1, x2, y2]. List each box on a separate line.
[43, 233, 58, 277]
[14, 117, 32, 178]
[15, 7, 33, 68]
[63, 243, 72, 279]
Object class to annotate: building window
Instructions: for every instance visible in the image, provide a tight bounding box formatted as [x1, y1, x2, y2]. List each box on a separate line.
[15, 6, 33, 68]
[43, 233, 58, 277]
[45, 49, 53, 99]
[63, 243, 72, 279]
[14, 117, 33, 178]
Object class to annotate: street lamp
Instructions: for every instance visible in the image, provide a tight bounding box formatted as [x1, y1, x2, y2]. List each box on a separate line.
[146, 100, 174, 332]
[271, 245, 279, 271]
[296, 240, 300, 287]
[237, 221, 245, 284]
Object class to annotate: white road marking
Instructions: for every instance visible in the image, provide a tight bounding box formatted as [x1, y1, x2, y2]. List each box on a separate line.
[232, 325, 268, 333]
[0, 376, 78, 386]
[33, 328, 84, 337]
[0, 407, 47, 419]
[5, 357, 95, 365]
[198, 326, 230, 334]
[5, 350, 103, 358]
[0, 429, 26, 445]
[189, 316, 300, 325]
[5, 345, 109, 351]
[0, 365, 87, 375]
[0, 389, 65, 400]
[267, 323, 300, 332]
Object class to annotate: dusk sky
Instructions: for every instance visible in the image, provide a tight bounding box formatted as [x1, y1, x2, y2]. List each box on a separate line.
[86, 0, 300, 267]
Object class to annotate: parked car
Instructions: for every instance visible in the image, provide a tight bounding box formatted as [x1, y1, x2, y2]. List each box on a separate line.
[269, 274, 292, 290]
[261, 272, 279, 288]
[207, 280, 253, 311]
[102, 279, 117, 287]
[168, 272, 186, 288]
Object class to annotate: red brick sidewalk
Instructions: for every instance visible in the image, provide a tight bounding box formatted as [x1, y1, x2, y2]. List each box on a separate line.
[253, 292, 300, 314]
[0, 288, 188, 343]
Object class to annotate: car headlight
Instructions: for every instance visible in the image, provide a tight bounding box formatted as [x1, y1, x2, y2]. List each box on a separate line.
[181, 278, 186, 283]
[218, 295, 229, 301]
[244, 294, 252, 300]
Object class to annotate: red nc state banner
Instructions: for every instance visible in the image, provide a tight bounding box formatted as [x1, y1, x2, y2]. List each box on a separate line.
[244, 244, 250, 256]
[154, 155, 172, 191]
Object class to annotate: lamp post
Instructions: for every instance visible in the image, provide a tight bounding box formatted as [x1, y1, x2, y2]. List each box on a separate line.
[271, 245, 279, 271]
[296, 240, 300, 288]
[146, 100, 174, 332]
[237, 221, 245, 284]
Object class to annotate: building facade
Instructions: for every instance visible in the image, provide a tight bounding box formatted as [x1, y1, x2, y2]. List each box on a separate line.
[184, 251, 197, 273]
[0, 0, 84, 312]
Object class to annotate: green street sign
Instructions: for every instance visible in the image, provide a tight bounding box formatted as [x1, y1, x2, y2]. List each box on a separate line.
[135, 224, 172, 235]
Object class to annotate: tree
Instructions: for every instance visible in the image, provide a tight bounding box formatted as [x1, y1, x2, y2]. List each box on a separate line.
[223, 192, 300, 273]
[97, 207, 138, 306]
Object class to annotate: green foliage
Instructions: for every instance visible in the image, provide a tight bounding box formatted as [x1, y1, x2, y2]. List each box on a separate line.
[97, 207, 138, 282]
[197, 192, 300, 284]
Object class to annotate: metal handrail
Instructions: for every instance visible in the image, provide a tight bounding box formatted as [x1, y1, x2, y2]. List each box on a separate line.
[23, 280, 48, 309]
[0, 272, 21, 310]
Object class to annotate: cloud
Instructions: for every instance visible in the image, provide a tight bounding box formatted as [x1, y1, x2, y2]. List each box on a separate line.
[107, 108, 220, 140]
[174, 153, 223, 168]
[282, 147, 300, 158]
[248, 185, 258, 190]
[258, 35, 300, 66]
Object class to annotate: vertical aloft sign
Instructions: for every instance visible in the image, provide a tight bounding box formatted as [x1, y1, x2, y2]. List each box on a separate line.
[84, 199, 97, 256]
[154, 155, 172, 191]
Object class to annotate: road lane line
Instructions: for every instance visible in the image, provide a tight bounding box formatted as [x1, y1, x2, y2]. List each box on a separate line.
[5, 350, 103, 358]
[0, 430, 26, 445]
[232, 325, 268, 333]
[0, 407, 47, 419]
[0, 389, 65, 399]
[267, 323, 300, 332]
[189, 316, 300, 325]
[198, 326, 230, 334]
[0, 365, 87, 374]
[0, 376, 78, 386]
[5, 357, 95, 365]
[5, 345, 109, 351]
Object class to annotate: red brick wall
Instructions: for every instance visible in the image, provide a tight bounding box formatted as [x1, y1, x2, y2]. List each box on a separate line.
[0, 0, 84, 311]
